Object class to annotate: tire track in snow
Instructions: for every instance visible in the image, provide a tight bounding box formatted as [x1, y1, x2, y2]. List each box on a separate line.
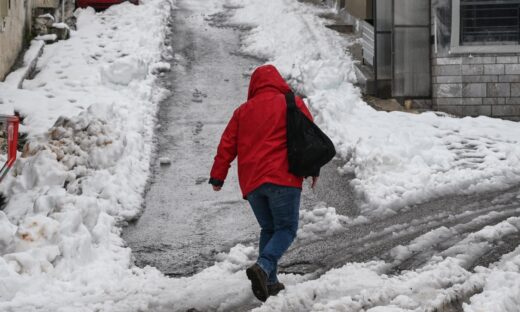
[281, 185, 520, 277]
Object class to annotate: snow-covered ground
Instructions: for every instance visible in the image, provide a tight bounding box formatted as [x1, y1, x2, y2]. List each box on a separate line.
[224, 0, 520, 311]
[0, 0, 519, 311]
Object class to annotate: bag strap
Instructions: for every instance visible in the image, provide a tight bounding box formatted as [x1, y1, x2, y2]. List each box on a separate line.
[285, 91, 297, 111]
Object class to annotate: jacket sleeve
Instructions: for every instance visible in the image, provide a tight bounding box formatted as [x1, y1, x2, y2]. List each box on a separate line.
[210, 108, 239, 183]
[296, 96, 314, 122]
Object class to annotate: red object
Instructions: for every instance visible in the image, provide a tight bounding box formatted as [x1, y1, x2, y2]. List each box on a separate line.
[76, 0, 138, 10]
[0, 115, 19, 182]
[210, 65, 314, 198]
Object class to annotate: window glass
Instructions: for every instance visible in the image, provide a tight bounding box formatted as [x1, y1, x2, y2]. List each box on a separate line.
[461, 0, 520, 45]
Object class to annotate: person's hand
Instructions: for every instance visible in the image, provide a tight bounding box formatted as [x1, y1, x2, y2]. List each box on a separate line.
[209, 178, 223, 191]
[311, 176, 319, 189]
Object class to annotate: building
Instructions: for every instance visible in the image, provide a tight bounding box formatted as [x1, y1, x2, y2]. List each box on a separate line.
[330, 0, 520, 121]
[0, 0, 33, 81]
[0, 0, 74, 82]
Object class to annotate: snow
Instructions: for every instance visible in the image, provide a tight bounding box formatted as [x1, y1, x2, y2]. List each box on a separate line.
[0, 0, 176, 310]
[297, 203, 367, 242]
[223, 0, 520, 310]
[0, 0, 519, 310]
[3, 40, 45, 88]
[52, 22, 69, 30]
[0, 212, 17, 252]
[38, 13, 55, 21]
[34, 34, 58, 42]
[100, 56, 148, 85]
[226, 0, 520, 217]
[251, 217, 520, 312]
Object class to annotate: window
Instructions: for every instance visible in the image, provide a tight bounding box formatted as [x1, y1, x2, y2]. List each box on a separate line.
[461, 0, 520, 45]
[451, 0, 520, 53]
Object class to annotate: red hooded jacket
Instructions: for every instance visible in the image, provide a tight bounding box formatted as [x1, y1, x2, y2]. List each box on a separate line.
[210, 65, 314, 198]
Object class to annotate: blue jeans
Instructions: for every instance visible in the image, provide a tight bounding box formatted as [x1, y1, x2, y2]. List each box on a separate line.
[247, 183, 301, 285]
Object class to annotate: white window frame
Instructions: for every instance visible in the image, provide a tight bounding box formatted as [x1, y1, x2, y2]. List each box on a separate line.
[450, 0, 520, 54]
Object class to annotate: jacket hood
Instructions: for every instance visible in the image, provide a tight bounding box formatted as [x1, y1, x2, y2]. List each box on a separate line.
[247, 65, 291, 100]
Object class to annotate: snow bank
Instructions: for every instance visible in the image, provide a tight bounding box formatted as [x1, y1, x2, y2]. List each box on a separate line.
[227, 0, 520, 216]
[0, 0, 175, 310]
[464, 245, 520, 312]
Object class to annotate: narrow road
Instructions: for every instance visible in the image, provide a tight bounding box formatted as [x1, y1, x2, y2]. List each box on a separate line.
[122, 0, 358, 278]
[123, 0, 261, 276]
[123, 3, 520, 310]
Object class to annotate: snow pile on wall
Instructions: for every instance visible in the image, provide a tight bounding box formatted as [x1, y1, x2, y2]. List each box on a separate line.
[227, 0, 520, 217]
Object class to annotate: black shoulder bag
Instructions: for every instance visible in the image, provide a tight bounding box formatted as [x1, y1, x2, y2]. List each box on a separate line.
[285, 91, 336, 177]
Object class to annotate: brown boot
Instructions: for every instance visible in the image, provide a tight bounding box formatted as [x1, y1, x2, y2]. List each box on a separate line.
[268, 282, 285, 296]
[246, 264, 269, 302]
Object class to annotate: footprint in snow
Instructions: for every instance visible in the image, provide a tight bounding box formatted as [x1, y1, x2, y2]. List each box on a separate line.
[195, 177, 208, 185]
[192, 89, 208, 102]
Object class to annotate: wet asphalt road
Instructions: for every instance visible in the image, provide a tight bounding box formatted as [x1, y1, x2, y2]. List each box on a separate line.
[123, 0, 260, 276]
[122, 0, 357, 277]
[123, 0, 520, 300]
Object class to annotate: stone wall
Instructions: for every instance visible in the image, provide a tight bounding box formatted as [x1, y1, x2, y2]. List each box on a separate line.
[432, 55, 520, 121]
[431, 0, 520, 121]
[0, 0, 32, 81]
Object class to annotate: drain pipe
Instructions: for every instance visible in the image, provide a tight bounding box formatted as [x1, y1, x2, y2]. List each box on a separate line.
[61, 0, 65, 23]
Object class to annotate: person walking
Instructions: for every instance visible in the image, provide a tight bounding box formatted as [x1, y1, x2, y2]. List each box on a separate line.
[209, 64, 318, 302]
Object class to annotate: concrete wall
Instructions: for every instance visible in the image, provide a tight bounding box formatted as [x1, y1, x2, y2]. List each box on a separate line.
[431, 0, 520, 120]
[346, 0, 372, 20]
[0, 0, 32, 81]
